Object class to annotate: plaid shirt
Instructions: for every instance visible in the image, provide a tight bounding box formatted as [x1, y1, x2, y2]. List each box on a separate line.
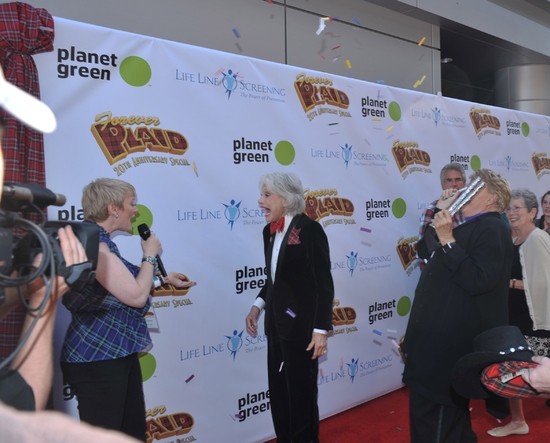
[418, 200, 464, 268]
[60, 223, 151, 363]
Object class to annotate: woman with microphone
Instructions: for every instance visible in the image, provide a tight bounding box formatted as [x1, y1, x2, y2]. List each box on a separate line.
[60, 178, 195, 441]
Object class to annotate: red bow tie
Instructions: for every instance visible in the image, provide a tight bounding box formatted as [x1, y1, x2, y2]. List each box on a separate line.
[270, 217, 285, 234]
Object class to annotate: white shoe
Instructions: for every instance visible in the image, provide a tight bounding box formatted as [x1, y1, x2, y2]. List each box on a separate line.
[487, 423, 529, 437]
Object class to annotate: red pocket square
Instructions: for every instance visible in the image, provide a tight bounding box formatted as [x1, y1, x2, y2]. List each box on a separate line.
[288, 228, 301, 245]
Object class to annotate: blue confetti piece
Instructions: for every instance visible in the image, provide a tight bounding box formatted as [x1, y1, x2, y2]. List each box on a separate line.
[373, 329, 382, 336]
[233, 28, 241, 38]
[353, 17, 361, 25]
[376, 79, 385, 83]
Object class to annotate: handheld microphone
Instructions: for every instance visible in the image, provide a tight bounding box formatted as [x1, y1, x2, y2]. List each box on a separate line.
[137, 223, 167, 277]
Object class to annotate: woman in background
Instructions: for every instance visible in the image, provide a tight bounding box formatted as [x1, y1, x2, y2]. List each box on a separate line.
[487, 188, 550, 437]
[60, 178, 195, 441]
[536, 190, 550, 234]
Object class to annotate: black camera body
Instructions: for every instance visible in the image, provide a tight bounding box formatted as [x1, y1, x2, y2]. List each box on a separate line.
[13, 221, 99, 290]
[0, 184, 99, 294]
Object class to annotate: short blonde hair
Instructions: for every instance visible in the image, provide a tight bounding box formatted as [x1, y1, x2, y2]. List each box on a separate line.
[469, 169, 510, 213]
[82, 178, 136, 222]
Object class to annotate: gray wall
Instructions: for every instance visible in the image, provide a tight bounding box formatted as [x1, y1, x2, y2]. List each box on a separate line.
[5, 0, 441, 94]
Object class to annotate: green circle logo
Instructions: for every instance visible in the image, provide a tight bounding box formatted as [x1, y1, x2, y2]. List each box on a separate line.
[274, 140, 296, 166]
[470, 155, 481, 172]
[130, 204, 153, 235]
[388, 102, 401, 121]
[521, 122, 530, 137]
[139, 352, 157, 381]
[120, 56, 152, 87]
[392, 198, 407, 218]
[397, 296, 411, 317]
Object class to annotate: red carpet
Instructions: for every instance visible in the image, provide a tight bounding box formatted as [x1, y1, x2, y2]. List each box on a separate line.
[265, 387, 550, 442]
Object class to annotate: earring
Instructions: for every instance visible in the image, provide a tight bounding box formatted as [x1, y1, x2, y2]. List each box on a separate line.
[115, 213, 119, 219]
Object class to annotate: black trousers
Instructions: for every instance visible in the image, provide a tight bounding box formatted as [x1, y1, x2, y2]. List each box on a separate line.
[61, 353, 146, 442]
[409, 388, 477, 443]
[267, 332, 319, 443]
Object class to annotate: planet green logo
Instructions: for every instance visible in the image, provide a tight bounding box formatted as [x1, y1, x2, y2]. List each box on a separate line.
[388, 102, 401, 122]
[274, 140, 296, 166]
[130, 204, 154, 235]
[470, 155, 481, 171]
[392, 198, 407, 219]
[521, 122, 530, 137]
[397, 296, 411, 317]
[120, 56, 152, 87]
[139, 352, 157, 381]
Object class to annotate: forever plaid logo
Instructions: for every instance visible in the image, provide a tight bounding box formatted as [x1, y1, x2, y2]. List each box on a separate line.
[288, 227, 301, 245]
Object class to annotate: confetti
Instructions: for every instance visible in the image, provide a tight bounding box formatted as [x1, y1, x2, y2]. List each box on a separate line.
[232, 28, 241, 38]
[360, 227, 372, 233]
[279, 361, 284, 372]
[320, 55, 325, 60]
[390, 411, 395, 414]
[418, 36, 426, 46]
[328, 122, 339, 126]
[320, 368, 324, 377]
[268, 0, 273, 3]
[285, 308, 296, 318]
[353, 17, 361, 25]
[361, 242, 372, 247]
[185, 374, 195, 383]
[396, 427, 402, 431]
[372, 117, 382, 122]
[386, 125, 394, 132]
[316, 18, 326, 35]
[340, 357, 343, 370]
[373, 339, 382, 346]
[391, 339, 399, 348]
[192, 162, 198, 177]
[332, 45, 341, 50]
[373, 329, 382, 336]
[392, 349, 400, 357]
[387, 329, 397, 333]
[376, 79, 385, 83]
[419, 74, 426, 85]
[332, 56, 341, 62]
[346, 60, 352, 69]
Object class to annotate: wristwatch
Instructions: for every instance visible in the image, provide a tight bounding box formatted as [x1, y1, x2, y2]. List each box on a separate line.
[142, 256, 157, 266]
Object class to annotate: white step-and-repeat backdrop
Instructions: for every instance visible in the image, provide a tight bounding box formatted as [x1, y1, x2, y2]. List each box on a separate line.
[33, 17, 550, 443]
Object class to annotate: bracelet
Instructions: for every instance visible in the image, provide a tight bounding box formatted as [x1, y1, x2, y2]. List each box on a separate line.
[152, 276, 162, 289]
[512, 279, 516, 289]
[142, 256, 157, 266]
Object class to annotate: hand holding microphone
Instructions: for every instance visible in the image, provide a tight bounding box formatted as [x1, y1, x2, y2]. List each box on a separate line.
[137, 223, 166, 277]
[137, 223, 197, 289]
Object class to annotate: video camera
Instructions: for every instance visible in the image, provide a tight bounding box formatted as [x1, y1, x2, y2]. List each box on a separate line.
[0, 183, 99, 303]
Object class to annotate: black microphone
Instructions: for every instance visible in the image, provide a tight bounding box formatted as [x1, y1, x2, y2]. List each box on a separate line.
[2, 183, 66, 211]
[137, 223, 167, 277]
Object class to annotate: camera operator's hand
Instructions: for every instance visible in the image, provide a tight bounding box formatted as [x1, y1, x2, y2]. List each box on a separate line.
[11, 225, 88, 410]
[27, 225, 88, 305]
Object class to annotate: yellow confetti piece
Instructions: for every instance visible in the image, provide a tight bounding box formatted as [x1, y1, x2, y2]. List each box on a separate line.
[346, 59, 352, 69]
[323, 17, 330, 21]
[413, 81, 420, 89]
[418, 36, 426, 46]
[419, 74, 426, 85]
[386, 126, 394, 132]
[372, 118, 382, 122]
